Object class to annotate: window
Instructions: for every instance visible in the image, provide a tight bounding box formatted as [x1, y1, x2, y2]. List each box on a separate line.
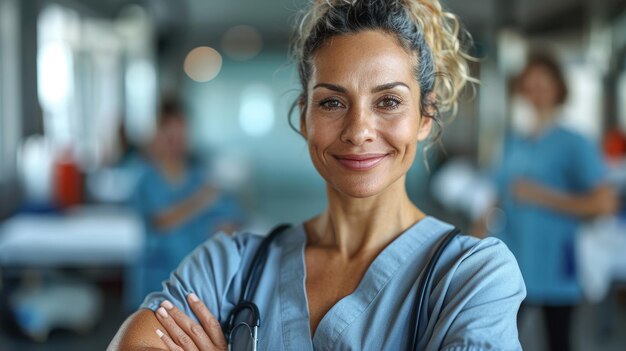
[36, 4, 156, 169]
[37, 5, 80, 148]
[0, 0, 21, 182]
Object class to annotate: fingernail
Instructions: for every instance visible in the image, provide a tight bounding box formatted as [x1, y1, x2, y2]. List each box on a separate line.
[161, 300, 174, 310]
[188, 293, 199, 302]
[157, 307, 168, 318]
[156, 329, 164, 338]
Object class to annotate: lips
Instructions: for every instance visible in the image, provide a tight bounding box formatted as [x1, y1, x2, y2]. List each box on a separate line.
[333, 153, 388, 171]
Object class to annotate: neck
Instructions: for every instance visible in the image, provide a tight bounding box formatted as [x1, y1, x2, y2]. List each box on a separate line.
[531, 106, 558, 136]
[305, 176, 425, 258]
[155, 157, 185, 184]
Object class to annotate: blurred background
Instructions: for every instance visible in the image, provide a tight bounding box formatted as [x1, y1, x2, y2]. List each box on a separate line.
[0, 0, 625, 350]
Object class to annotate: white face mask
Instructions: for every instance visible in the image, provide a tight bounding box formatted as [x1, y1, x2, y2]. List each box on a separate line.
[510, 95, 539, 137]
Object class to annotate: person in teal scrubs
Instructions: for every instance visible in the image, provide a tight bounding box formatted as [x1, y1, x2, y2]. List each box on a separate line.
[128, 99, 244, 309]
[110, 1, 527, 350]
[490, 53, 618, 351]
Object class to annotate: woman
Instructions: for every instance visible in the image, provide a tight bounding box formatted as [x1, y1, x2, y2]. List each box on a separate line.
[109, 0, 525, 349]
[129, 99, 243, 308]
[490, 53, 618, 350]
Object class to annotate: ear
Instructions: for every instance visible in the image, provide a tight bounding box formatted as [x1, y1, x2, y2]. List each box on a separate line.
[299, 96, 308, 139]
[417, 92, 435, 141]
[417, 116, 433, 141]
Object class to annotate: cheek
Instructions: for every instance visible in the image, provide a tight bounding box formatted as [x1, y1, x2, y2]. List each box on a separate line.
[387, 116, 420, 151]
[305, 115, 340, 149]
[546, 85, 560, 105]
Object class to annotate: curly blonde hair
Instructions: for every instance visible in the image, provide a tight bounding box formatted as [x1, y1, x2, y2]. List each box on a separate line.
[290, 0, 476, 141]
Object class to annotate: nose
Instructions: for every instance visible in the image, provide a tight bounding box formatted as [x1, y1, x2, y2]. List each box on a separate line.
[340, 104, 376, 146]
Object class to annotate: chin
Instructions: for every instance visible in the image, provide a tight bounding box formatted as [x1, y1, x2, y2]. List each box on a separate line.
[340, 187, 381, 199]
[329, 175, 394, 199]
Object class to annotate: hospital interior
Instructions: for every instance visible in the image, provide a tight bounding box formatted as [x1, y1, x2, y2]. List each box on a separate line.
[1, 0, 626, 349]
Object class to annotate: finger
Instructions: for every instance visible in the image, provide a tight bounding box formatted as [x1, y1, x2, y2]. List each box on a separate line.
[155, 306, 200, 351]
[156, 328, 184, 351]
[187, 293, 227, 350]
[161, 301, 215, 351]
[160, 300, 214, 351]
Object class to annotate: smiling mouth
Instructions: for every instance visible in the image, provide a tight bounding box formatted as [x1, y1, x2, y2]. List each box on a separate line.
[333, 153, 389, 171]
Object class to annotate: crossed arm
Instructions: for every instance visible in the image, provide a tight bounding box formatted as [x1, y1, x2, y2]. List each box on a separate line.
[473, 182, 618, 237]
[513, 181, 618, 218]
[107, 294, 227, 351]
[150, 185, 219, 231]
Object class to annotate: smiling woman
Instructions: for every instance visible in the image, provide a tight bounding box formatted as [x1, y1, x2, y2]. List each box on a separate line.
[300, 31, 431, 199]
[108, 1, 526, 350]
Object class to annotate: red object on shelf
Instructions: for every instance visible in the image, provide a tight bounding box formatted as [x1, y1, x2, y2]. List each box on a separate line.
[53, 149, 82, 208]
[604, 128, 626, 160]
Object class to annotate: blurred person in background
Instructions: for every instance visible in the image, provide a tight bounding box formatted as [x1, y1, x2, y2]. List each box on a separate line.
[110, 0, 526, 350]
[486, 52, 619, 351]
[128, 98, 244, 309]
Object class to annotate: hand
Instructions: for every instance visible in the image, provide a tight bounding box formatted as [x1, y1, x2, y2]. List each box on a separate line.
[512, 179, 548, 205]
[154, 294, 227, 351]
[593, 185, 620, 216]
[469, 218, 488, 238]
[199, 184, 219, 202]
[215, 222, 238, 236]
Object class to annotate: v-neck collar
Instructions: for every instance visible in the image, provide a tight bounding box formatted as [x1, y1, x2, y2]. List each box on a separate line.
[152, 160, 190, 189]
[278, 216, 450, 350]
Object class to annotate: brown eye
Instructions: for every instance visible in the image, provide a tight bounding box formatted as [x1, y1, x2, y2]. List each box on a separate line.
[377, 96, 401, 110]
[320, 98, 344, 110]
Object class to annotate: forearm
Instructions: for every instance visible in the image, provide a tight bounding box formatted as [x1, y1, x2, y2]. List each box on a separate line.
[532, 184, 618, 218]
[107, 310, 167, 351]
[153, 188, 218, 230]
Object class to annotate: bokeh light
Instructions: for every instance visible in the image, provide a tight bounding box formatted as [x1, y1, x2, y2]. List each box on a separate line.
[239, 84, 275, 137]
[221, 25, 263, 61]
[183, 46, 222, 82]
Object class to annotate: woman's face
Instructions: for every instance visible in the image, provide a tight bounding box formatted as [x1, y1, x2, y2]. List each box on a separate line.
[155, 116, 188, 159]
[518, 64, 560, 112]
[301, 30, 432, 198]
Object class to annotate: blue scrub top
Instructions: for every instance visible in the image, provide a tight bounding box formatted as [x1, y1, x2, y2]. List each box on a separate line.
[493, 125, 606, 305]
[141, 216, 525, 350]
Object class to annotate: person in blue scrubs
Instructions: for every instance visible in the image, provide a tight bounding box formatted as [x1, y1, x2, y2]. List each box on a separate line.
[128, 99, 244, 309]
[489, 53, 618, 350]
[109, 1, 526, 350]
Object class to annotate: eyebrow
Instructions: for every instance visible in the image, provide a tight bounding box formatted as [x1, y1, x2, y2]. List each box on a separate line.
[313, 83, 347, 93]
[312, 82, 410, 93]
[371, 82, 410, 93]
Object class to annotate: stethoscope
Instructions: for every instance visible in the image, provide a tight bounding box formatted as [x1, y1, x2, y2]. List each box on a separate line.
[226, 224, 460, 351]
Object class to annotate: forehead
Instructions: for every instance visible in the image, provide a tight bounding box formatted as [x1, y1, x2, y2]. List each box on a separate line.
[522, 65, 556, 84]
[309, 30, 416, 87]
[159, 115, 186, 128]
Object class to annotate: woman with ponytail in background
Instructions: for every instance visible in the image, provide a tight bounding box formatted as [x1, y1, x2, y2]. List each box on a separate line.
[109, 1, 526, 350]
